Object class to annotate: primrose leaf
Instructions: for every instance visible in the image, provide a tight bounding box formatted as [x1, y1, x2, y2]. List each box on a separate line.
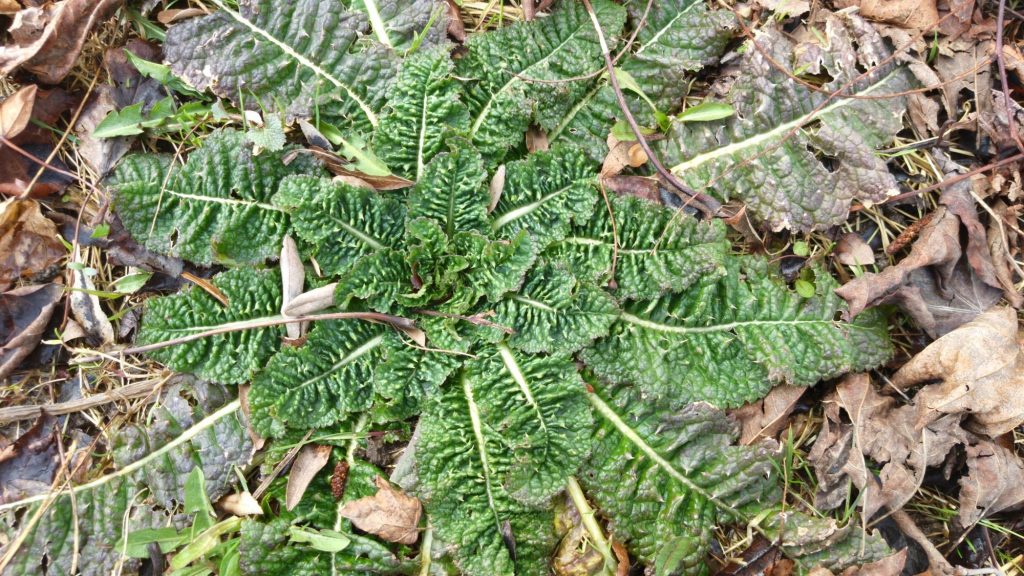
[248, 320, 387, 437]
[375, 47, 469, 181]
[661, 13, 914, 231]
[583, 257, 893, 407]
[490, 147, 598, 245]
[273, 175, 407, 277]
[489, 261, 619, 354]
[549, 0, 735, 159]
[109, 130, 322, 266]
[0, 380, 251, 576]
[137, 267, 285, 384]
[164, 0, 397, 131]
[349, 0, 448, 50]
[455, 0, 626, 162]
[407, 147, 489, 237]
[416, 347, 592, 574]
[546, 194, 729, 300]
[583, 383, 780, 575]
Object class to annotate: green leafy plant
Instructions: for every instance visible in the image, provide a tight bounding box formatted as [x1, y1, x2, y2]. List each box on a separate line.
[92, 2, 906, 574]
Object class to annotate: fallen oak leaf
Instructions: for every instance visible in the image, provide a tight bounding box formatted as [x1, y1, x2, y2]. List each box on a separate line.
[891, 306, 1024, 437]
[339, 475, 422, 545]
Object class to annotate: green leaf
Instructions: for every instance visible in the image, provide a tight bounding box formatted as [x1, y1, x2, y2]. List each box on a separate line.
[247, 114, 287, 152]
[375, 46, 470, 180]
[249, 320, 387, 437]
[583, 383, 780, 574]
[350, 0, 448, 51]
[109, 130, 322, 265]
[546, 194, 729, 300]
[273, 175, 406, 277]
[455, 0, 626, 161]
[676, 101, 734, 122]
[416, 347, 592, 574]
[407, 147, 489, 237]
[583, 257, 892, 407]
[490, 147, 598, 245]
[0, 380, 251, 576]
[136, 267, 285, 384]
[549, 0, 734, 159]
[489, 261, 618, 354]
[661, 14, 914, 230]
[164, 0, 397, 130]
[288, 527, 351, 553]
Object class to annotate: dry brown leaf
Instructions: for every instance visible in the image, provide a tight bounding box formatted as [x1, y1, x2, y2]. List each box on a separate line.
[0, 412, 59, 504]
[836, 169, 1015, 337]
[284, 283, 338, 316]
[488, 164, 506, 213]
[0, 199, 65, 291]
[891, 307, 1024, 437]
[0, 85, 37, 140]
[156, 7, 209, 24]
[834, 0, 938, 31]
[753, 0, 810, 17]
[218, 491, 263, 516]
[0, 0, 124, 84]
[445, 0, 466, 42]
[286, 444, 332, 511]
[958, 439, 1024, 527]
[525, 126, 549, 153]
[68, 250, 115, 346]
[339, 476, 422, 545]
[731, 385, 805, 445]
[280, 235, 306, 340]
[835, 233, 875, 267]
[0, 87, 76, 198]
[601, 134, 648, 178]
[0, 0, 22, 14]
[0, 283, 61, 381]
[303, 147, 414, 190]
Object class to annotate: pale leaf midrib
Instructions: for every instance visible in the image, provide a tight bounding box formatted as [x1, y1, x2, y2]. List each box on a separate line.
[670, 68, 901, 174]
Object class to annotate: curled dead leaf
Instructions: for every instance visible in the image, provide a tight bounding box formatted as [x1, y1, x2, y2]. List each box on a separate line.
[835, 233, 875, 267]
[0, 411, 59, 504]
[280, 235, 306, 340]
[731, 385, 805, 445]
[0, 85, 37, 140]
[0, 0, 124, 84]
[286, 444, 332, 511]
[891, 306, 1024, 437]
[0, 199, 65, 291]
[339, 476, 422, 545]
[0, 283, 62, 381]
[218, 491, 264, 516]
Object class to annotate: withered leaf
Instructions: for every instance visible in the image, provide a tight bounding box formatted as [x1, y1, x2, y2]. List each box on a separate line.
[339, 475, 422, 545]
[891, 306, 1024, 437]
[0, 87, 76, 198]
[0, 411, 59, 504]
[836, 174, 1011, 337]
[0, 85, 37, 140]
[0, 199, 65, 291]
[807, 549, 908, 576]
[0, 283, 62, 381]
[833, 0, 938, 31]
[958, 439, 1024, 527]
[835, 233, 875, 267]
[0, 0, 124, 84]
[303, 147, 414, 191]
[285, 444, 332, 511]
[731, 385, 805, 445]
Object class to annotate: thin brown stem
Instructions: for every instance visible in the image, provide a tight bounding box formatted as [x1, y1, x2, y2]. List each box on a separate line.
[995, 0, 1024, 154]
[580, 0, 720, 218]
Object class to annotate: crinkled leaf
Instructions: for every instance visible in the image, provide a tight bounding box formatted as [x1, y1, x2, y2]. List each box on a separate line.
[407, 147, 489, 236]
[249, 320, 387, 437]
[455, 0, 626, 161]
[274, 175, 406, 277]
[375, 47, 469, 180]
[351, 0, 448, 50]
[137, 267, 285, 384]
[583, 257, 892, 407]
[415, 347, 592, 574]
[0, 379, 251, 576]
[546, 194, 729, 300]
[109, 130, 322, 265]
[661, 14, 914, 231]
[489, 261, 618, 354]
[583, 384, 779, 574]
[549, 0, 734, 159]
[490, 147, 598, 245]
[164, 0, 397, 130]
